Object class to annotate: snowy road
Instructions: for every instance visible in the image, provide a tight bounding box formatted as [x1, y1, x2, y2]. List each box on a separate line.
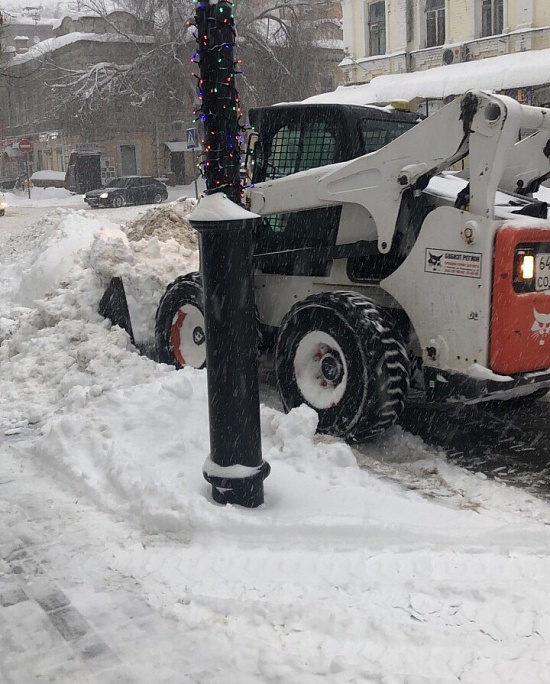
[0, 205, 57, 243]
[259, 359, 550, 500]
[0, 197, 151, 231]
[401, 395, 550, 499]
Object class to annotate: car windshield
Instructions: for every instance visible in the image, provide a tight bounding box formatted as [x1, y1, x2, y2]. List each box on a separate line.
[105, 177, 131, 188]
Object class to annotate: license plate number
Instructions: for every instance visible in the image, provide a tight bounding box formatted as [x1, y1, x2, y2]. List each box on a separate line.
[536, 253, 550, 291]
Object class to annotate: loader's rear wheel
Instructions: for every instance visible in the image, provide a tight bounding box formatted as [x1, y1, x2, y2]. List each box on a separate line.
[275, 292, 410, 441]
[155, 272, 205, 369]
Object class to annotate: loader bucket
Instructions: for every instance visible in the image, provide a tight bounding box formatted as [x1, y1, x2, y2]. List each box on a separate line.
[98, 276, 135, 346]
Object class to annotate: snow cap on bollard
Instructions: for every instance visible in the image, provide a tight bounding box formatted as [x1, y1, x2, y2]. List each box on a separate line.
[189, 192, 260, 224]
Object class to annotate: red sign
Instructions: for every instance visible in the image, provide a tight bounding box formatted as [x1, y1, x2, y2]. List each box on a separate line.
[18, 138, 32, 153]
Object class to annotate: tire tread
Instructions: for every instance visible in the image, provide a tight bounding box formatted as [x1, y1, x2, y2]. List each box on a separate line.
[276, 291, 410, 441]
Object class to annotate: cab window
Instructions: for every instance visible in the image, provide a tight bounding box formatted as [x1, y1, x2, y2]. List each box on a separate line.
[259, 121, 338, 181]
[297, 123, 337, 172]
[267, 124, 301, 179]
[359, 118, 416, 154]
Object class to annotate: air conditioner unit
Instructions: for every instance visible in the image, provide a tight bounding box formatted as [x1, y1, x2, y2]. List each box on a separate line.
[442, 45, 467, 65]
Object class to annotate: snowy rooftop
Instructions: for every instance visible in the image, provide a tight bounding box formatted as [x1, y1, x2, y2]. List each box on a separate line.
[7, 31, 155, 66]
[304, 47, 550, 105]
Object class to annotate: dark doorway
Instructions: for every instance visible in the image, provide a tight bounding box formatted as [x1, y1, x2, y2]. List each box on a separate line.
[170, 152, 185, 184]
[120, 145, 137, 176]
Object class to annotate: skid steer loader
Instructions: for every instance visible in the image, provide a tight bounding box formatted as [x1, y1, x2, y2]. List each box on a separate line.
[155, 90, 550, 441]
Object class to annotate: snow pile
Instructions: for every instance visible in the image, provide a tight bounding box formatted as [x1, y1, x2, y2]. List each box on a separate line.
[0, 204, 199, 431]
[124, 196, 198, 245]
[4, 187, 82, 208]
[2, 208, 102, 307]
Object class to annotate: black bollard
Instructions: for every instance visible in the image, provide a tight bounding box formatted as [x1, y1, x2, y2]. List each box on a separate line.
[190, 193, 270, 507]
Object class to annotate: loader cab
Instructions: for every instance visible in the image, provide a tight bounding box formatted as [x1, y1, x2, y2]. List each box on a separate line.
[249, 103, 418, 184]
[249, 103, 419, 276]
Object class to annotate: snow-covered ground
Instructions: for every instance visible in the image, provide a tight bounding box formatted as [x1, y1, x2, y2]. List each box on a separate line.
[0, 184, 549, 683]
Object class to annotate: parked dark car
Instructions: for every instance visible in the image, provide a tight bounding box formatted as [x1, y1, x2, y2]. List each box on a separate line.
[84, 176, 168, 208]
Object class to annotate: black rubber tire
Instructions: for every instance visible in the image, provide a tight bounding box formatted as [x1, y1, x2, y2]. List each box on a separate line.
[113, 195, 125, 208]
[153, 192, 163, 204]
[155, 272, 205, 369]
[275, 291, 410, 441]
[155, 272, 264, 368]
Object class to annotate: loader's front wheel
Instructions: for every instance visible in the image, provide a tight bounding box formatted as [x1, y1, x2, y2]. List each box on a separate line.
[275, 292, 410, 441]
[155, 272, 206, 369]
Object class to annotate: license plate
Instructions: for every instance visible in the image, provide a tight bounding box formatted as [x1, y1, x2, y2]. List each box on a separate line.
[536, 253, 550, 291]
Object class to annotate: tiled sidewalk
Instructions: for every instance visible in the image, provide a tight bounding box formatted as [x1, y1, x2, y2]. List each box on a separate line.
[0, 443, 192, 684]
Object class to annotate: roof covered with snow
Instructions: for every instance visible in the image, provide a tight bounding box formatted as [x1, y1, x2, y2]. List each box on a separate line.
[304, 47, 550, 105]
[7, 31, 155, 66]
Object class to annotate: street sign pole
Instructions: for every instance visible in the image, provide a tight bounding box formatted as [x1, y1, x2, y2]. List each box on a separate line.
[18, 139, 32, 198]
[193, 150, 198, 200]
[186, 127, 199, 200]
[25, 153, 30, 199]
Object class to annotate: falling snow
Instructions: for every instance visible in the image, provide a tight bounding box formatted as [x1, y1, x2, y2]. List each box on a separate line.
[0, 186, 549, 683]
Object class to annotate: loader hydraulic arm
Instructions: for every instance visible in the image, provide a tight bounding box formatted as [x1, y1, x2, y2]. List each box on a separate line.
[247, 91, 550, 254]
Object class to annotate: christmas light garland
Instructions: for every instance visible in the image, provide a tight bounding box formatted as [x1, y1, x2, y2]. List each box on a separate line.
[191, 0, 245, 204]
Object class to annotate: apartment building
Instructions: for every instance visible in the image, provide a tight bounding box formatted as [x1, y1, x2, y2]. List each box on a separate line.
[0, 11, 198, 185]
[341, 0, 550, 106]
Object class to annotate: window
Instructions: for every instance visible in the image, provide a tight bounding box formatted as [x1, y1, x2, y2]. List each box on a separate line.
[426, 0, 445, 48]
[297, 123, 336, 172]
[367, 2, 386, 56]
[262, 122, 337, 180]
[254, 119, 340, 277]
[265, 124, 301, 180]
[317, 72, 334, 94]
[359, 118, 417, 154]
[254, 206, 342, 277]
[482, 0, 503, 37]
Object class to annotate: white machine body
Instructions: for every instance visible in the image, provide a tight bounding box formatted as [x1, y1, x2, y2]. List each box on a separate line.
[246, 90, 550, 401]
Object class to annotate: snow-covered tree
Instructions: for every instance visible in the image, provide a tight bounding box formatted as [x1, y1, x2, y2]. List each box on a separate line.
[236, 1, 341, 107]
[44, 0, 340, 128]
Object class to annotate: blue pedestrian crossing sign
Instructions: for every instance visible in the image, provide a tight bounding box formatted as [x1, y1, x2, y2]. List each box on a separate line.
[186, 127, 199, 150]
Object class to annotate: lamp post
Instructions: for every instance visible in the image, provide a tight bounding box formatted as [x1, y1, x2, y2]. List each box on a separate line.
[189, 0, 270, 507]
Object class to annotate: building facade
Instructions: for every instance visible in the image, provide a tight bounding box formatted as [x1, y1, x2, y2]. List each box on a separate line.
[0, 11, 197, 187]
[341, 0, 550, 93]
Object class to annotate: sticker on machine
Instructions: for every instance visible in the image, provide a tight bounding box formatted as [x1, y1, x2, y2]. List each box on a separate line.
[424, 249, 482, 278]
